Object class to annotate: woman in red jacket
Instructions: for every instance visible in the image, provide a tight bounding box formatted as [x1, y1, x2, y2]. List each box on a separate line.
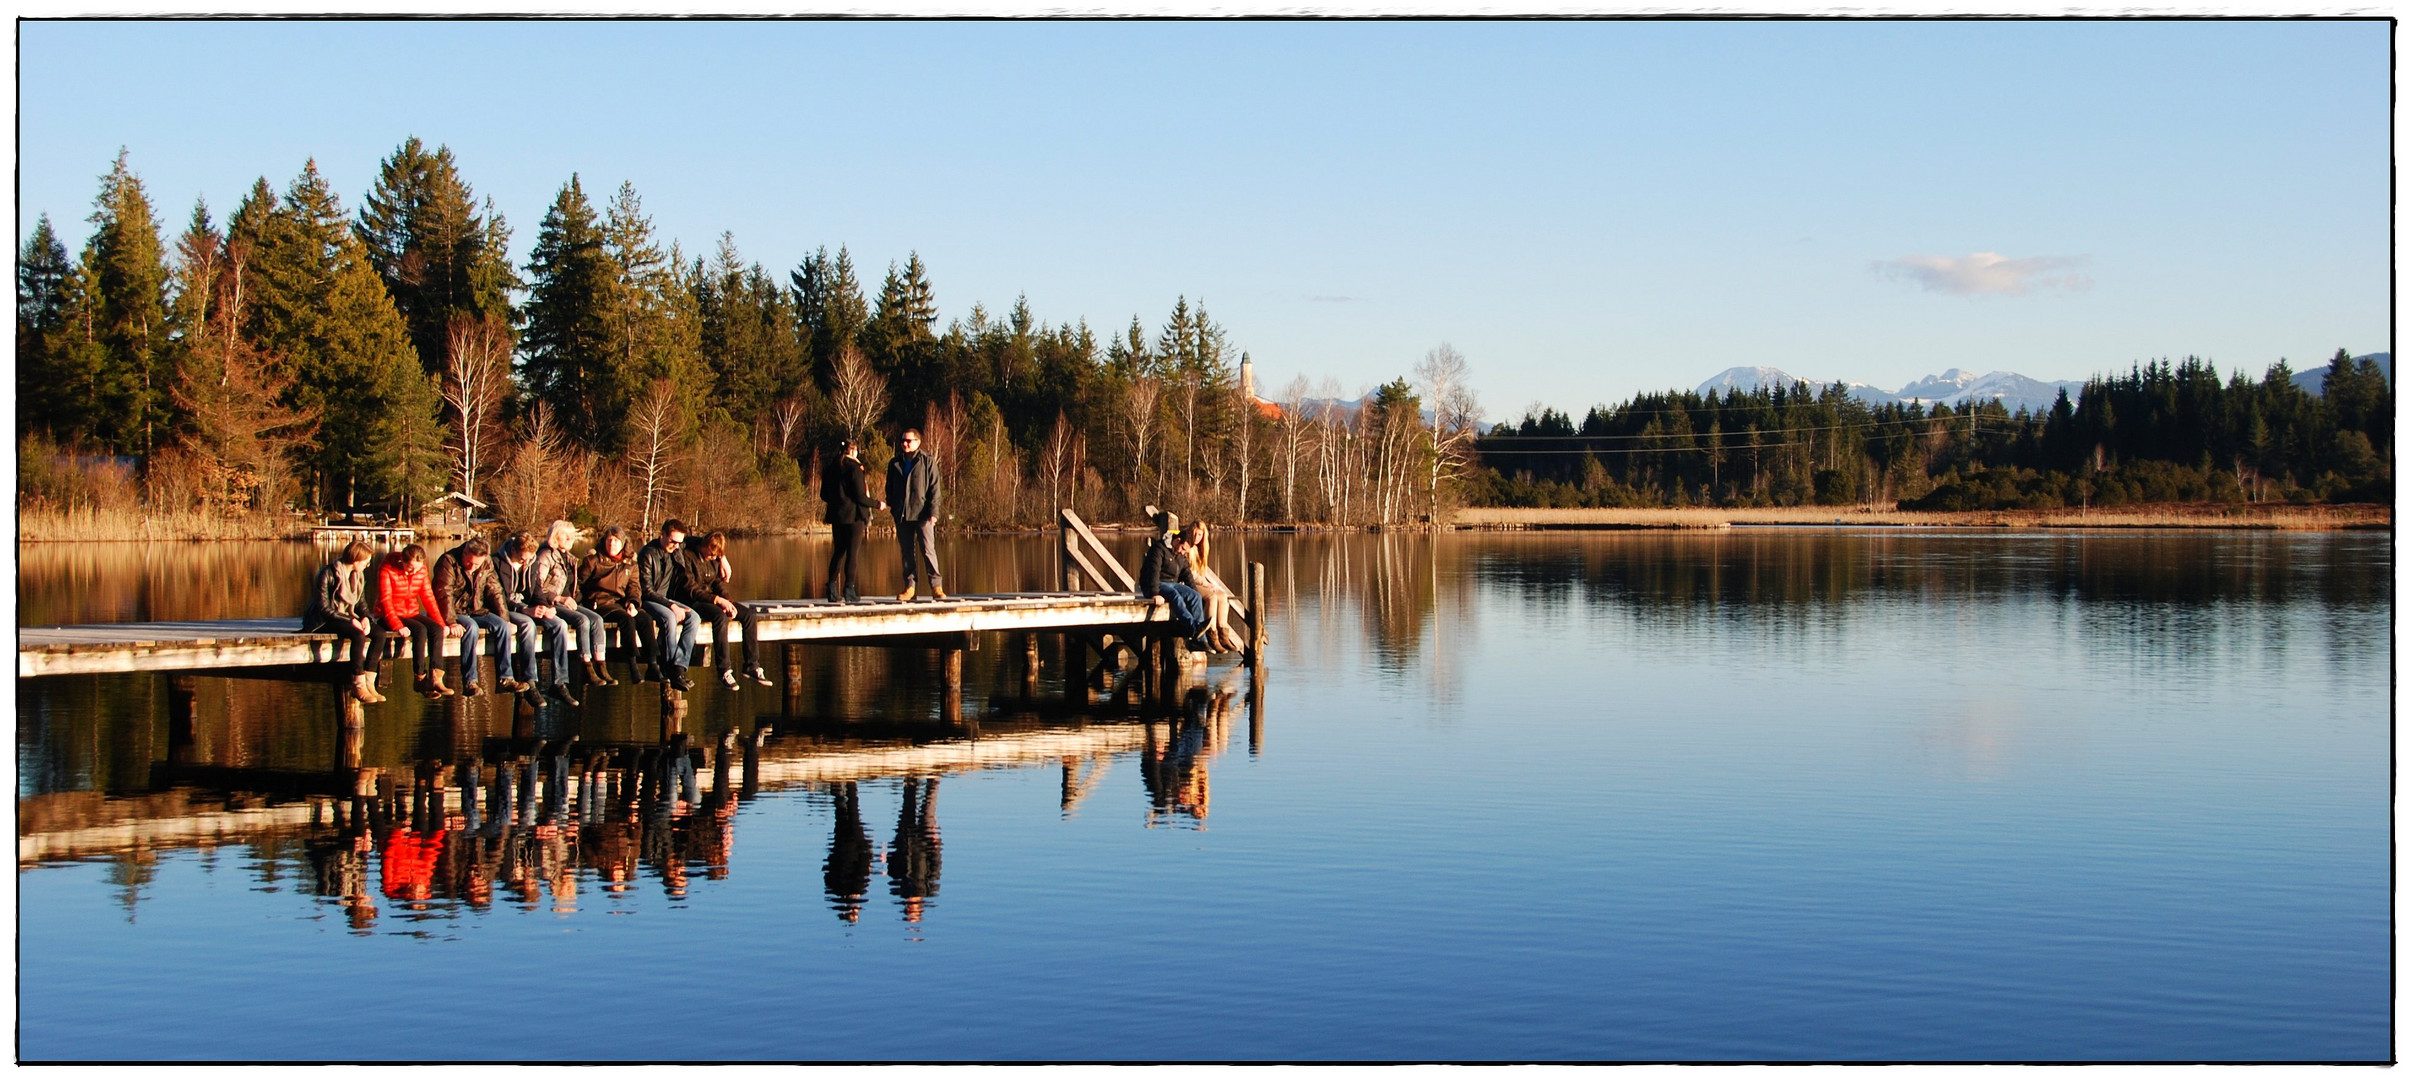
[377, 544, 456, 697]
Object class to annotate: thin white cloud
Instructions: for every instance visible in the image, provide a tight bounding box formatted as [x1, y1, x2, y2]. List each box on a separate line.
[1874, 252, 2091, 297]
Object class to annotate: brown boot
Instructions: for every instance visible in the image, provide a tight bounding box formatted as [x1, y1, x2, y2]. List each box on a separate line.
[931, 585, 948, 601]
[428, 668, 458, 697]
[588, 659, 617, 686]
[898, 584, 916, 602]
[353, 671, 386, 704]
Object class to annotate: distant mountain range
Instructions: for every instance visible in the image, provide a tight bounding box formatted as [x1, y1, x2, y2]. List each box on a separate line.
[1697, 353, 2391, 415]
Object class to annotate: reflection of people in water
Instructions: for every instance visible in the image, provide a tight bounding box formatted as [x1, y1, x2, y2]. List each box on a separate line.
[309, 833, 378, 929]
[380, 824, 448, 907]
[1144, 685, 1240, 825]
[824, 782, 874, 923]
[888, 777, 942, 923]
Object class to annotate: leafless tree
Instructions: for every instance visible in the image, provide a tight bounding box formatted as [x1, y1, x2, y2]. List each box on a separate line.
[1230, 382, 1259, 524]
[1415, 343, 1484, 523]
[499, 401, 569, 529]
[1121, 375, 1161, 498]
[1278, 376, 1310, 522]
[624, 377, 686, 533]
[829, 343, 888, 441]
[172, 300, 318, 517]
[1042, 411, 1075, 512]
[768, 393, 809, 456]
[440, 314, 513, 502]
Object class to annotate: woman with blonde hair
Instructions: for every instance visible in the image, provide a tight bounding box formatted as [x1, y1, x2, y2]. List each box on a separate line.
[537, 520, 614, 686]
[1180, 522, 1244, 653]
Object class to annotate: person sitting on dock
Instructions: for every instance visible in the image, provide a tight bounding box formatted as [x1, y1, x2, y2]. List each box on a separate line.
[499, 533, 579, 706]
[306, 540, 388, 703]
[1180, 523, 1243, 653]
[887, 427, 946, 602]
[375, 543, 453, 697]
[820, 437, 884, 602]
[678, 530, 773, 689]
[539, 520, 614, 687]
[637, 519, 704, 691]
[434, 538, 530, 696]
[579, 525, 650, 684]
[1135, 507, 1208, 643]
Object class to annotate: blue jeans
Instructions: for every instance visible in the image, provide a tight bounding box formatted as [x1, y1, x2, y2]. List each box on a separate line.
[1156, 583, 1206, 637]
[643, 600, 702, 669]
[453, 612, 517, 684]
[558, 605, 608, 663]
[524, 611, 571, 682]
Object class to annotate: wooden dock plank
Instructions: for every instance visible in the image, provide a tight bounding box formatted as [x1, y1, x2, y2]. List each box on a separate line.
[18, 592, 1171, 678]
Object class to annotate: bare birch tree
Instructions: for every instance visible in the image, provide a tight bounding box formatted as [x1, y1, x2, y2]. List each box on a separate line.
[1042, 410, 1075, 512]
[1415, 343, 1484, 523]
[829, 343, 887, 441]
[624, 377, 685, 533]
[440, 314, 512, 502]
[1278, 376, 1310, 522]
[1121, 375, 1161, 498]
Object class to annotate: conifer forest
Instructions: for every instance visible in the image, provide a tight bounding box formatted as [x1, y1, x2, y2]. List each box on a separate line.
[16, 142, 2391, 535]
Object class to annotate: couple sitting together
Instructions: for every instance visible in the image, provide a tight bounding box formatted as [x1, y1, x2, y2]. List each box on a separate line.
[1133, 506, 1245, 653]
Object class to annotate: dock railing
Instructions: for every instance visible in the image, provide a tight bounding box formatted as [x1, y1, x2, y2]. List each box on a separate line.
[1057, 508, 1267, 666]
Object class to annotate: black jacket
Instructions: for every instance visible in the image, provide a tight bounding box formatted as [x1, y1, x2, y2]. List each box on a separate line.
[822, 456, 880, 526]
[636, 537, 683, 608]
[495, 554, 546, 615]
[673, 539, 728, 608]
[1134, 534, 1190, 597]
[886, 451, 939, 522]
[433, 547, 510, 620]
[304, 560, 367, 629]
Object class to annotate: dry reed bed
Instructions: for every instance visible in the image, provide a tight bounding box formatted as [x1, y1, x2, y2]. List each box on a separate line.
[18, 507, 306, 543]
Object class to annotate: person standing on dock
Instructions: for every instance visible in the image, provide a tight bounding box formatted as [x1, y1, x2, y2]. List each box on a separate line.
[820, 438, 884, 602]
[499, 534, 579, 706]
[539, 520, 614, 687]
[306, 541, 388, 703]
[678, 530, 773, 689]
[375, 544, 453, 697]
[579, 526, 650, 684]
[637, 519, 704, 691]
[887, 427, 946, 602]
[434, 538, 529, 696]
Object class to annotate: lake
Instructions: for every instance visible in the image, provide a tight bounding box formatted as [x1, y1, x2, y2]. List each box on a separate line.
[15, 529, 2393, 1062]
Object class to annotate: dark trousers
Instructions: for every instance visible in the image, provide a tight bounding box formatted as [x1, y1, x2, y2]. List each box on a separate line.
[701, 603, 761, 673]
[825, 522, 866, 601]
[600, 607, 652, 669]
[392, 614, 444, 677]
[313, 616, 390, 676]
[896, 517, 942, 592]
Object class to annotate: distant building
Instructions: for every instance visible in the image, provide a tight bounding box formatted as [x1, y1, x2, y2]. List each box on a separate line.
[420, 491, 490, 528]
[1238, 355, 1282, 419]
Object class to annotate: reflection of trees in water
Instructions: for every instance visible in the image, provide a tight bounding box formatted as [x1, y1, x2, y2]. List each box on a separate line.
[18, 541, 326, 625]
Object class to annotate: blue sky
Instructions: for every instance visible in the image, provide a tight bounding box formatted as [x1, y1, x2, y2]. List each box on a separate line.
[18, 19, 2391, 419]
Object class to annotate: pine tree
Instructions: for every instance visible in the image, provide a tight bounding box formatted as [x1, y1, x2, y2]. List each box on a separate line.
[522, 175, 621, 449]
[81, 150, 173, 456]
[16, 215, 80, 438]
[356, 137, 516, 373]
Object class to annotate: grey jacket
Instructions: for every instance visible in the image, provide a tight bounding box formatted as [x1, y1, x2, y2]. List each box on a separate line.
[886, 451, 940, 522]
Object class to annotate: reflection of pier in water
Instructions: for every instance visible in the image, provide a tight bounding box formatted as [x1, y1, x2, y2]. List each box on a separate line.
[18, 677, 1255, 866]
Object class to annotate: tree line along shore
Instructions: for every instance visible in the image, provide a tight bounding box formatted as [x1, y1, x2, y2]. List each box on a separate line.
[17, 139, 2392, 546]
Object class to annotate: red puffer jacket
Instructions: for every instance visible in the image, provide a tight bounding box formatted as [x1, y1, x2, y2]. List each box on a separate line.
[377, 556, 441, 630]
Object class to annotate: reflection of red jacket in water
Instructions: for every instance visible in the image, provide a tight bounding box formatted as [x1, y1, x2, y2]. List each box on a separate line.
[381, 828, 448, 900]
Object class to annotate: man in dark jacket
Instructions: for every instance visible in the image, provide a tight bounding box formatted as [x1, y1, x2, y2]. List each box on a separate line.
[676, 531, 772, 689]
[498, 533, 578, 705]
[885, 427, 945, 602]
[1134, 507, 1207, 640]
[433, 538, 531, 695]
[636, 519, 704, 690]
[820, 438, 884, 603]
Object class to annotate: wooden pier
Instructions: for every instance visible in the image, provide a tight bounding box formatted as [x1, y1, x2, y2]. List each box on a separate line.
[18, 511, 1268, 683]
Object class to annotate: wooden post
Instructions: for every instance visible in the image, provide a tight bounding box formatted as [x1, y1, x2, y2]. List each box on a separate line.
[1248, 665, 1265, 758]
[339, 690, 367, 774]
[1159, 634, 1183, 706]
[941, 645, 964, 725]
[1246, 561, 1269, 666]
[167, 674, 200, 766]
[782, 643, 804, 718]
[1021, 633, 1040, 700]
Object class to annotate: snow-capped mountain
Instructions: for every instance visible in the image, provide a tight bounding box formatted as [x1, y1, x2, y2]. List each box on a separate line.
[1694, 366, 2084, 415]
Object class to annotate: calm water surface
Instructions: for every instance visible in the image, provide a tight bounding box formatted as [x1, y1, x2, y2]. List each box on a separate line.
[15, 530, 2392, 1061]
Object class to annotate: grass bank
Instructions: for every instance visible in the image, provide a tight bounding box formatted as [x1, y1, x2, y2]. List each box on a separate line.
[1451, 503, 2390, 531]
